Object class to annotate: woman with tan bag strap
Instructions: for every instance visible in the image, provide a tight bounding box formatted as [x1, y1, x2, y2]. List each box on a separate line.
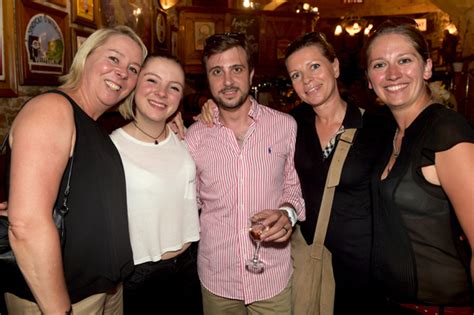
[285, 32, 393, 314]
[292, 128, 356, 315]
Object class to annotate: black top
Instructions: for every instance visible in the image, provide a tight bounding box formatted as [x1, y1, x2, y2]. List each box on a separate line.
[372, 104, 473, 306]
[54, 90, 134, 302]
[291, 102, 393, 292]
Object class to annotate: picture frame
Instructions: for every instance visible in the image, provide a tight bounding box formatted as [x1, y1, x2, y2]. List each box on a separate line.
[0, 0, 17, 96]
[177, 11, 225, 73]
[194, 21, 215, 51]
[71, 0, 97, 28]
[153, 8, 168, 52]
[17, 0, 69, 85]
[101, 0, 153, 51]
[71, 27, 92, 58]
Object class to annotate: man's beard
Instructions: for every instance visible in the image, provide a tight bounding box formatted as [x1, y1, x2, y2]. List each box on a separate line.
[213, 86, 249, 112]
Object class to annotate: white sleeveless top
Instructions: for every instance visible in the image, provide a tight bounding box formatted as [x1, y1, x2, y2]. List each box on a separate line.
[110, 127, 200, 265]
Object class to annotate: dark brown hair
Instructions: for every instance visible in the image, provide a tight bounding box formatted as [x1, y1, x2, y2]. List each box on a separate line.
[201, 33, 254, 72]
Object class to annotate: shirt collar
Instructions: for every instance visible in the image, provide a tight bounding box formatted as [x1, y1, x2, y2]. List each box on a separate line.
[342, 102, 364, 129]
[213, 96, 260, 126]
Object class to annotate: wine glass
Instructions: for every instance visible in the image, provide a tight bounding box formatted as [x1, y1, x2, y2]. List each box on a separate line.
[245, 218, 267, 273]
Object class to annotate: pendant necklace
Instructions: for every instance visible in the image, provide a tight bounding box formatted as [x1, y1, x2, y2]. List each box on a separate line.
[386, 128, 401, 175]
[133, 121, 166, 145]
[392, 128, 400, 158]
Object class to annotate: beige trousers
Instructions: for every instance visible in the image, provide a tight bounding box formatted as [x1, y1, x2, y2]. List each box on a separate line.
[201, 279, 292, 315]
[4, 284, 123, 315]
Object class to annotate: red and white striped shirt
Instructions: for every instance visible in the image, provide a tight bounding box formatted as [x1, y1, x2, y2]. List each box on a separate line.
[186, 98, 305, 304]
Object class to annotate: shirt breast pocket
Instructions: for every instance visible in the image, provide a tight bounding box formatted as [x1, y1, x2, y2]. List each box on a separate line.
[250, 142, 288, 184]
[265, 142, 288, 163]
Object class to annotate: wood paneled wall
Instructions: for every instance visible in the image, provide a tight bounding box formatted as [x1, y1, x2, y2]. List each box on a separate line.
[177, 7, 315, 75]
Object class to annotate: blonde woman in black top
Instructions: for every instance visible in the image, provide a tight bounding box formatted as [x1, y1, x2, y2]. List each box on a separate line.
[4, 26, 147, 314]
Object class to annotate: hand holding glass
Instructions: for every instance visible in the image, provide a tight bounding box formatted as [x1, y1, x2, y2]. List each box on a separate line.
[246, 218, 268, 273]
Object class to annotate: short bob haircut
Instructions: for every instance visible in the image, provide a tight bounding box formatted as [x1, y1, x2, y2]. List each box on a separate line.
[201, 33, 254, 73]
[118, 54, 185, 120]
[60, 25, 148, 90]
[285, 31, 337, 63]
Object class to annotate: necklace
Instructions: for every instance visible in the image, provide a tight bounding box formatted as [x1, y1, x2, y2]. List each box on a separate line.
[133, 121, 166, 145]
[386, 128, 400, 175]
[392, 128, 400, 158]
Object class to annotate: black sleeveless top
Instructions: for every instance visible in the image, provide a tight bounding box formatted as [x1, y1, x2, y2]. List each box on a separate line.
[52, 90, 133, 302]
[372, 104, 473, 306]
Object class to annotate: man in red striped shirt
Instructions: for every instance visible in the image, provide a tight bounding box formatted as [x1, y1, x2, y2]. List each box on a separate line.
[186, 33, 305, 314]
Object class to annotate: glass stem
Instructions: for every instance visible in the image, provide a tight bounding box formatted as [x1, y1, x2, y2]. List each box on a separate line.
[253, 242, 261, 262]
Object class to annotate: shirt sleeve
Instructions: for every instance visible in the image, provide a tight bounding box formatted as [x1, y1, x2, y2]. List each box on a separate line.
[421, 106, 474, 165]
[185, 124, 203, 209]
[280, 117, 306, 221]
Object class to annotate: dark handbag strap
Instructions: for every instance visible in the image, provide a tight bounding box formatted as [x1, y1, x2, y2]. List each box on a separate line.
[58, 153, 74, 216]
[310, 107, 365, 258]
[0, 133, 74, 215]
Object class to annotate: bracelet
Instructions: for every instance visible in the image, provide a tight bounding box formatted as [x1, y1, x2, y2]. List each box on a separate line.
[279, 206, 297, 227]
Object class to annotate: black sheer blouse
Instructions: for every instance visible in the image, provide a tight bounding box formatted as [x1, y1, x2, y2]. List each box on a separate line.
[372, 104, 473, 305]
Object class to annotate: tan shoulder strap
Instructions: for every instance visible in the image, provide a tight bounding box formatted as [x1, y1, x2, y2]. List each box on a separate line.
[310, 128, 357, 259]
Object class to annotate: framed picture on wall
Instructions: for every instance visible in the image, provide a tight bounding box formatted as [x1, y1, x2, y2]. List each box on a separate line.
[71, 0, 97, 28]
[0, 0, 17, 96]
[154, 8, 168, 51]
[101, 0, 153, 51]
[71, 27, 92, 58]
[194, 21, 215, 50]
[17, 0, 69, 85]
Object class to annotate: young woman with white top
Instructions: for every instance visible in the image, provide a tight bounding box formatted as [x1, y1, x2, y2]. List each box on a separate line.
[110, 55, 202, 314]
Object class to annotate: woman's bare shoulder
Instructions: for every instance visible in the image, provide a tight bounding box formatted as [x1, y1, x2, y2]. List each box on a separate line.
[13, 92, 74, 128]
